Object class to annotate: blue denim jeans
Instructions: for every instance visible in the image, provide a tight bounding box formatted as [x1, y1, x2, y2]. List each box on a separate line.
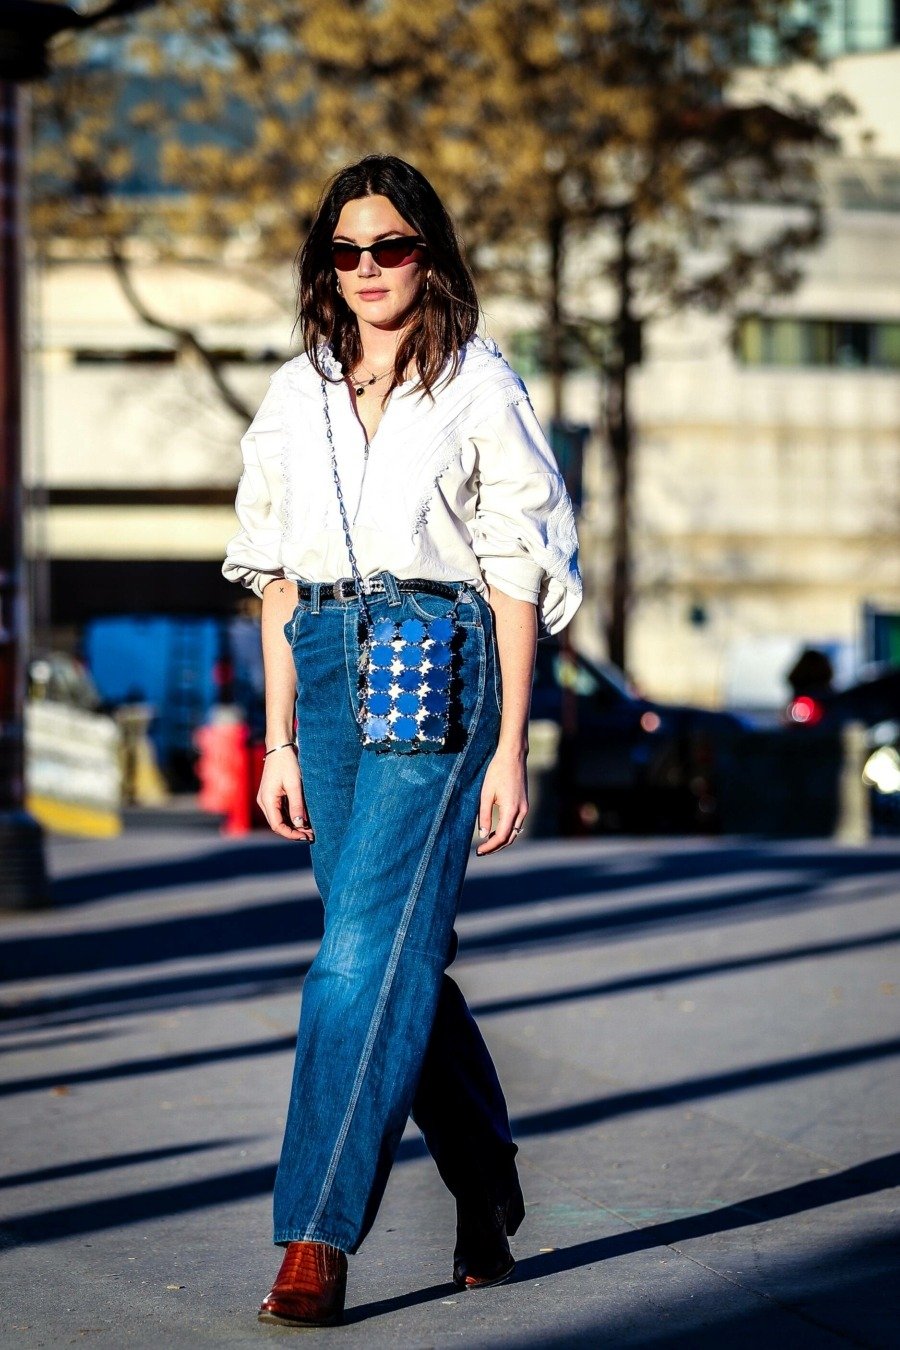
[272, 571, 519, 1253]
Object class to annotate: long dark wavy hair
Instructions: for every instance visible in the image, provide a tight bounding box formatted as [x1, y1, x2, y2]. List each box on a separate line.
[294, 154, 480, 402]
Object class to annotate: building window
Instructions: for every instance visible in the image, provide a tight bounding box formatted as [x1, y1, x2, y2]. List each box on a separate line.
[737, 316, 900, 368]
[73, 348, 177, 365]
[70, 347, 290, 366]
[508, 324, 609, 377]
[873, 322, 900, 365]
[746, 0, 900, 62]
[834, 168, 900, 212]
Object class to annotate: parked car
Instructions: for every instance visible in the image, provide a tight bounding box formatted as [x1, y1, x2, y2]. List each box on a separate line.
[531, 641, 750, 834]
[28, 650, 105, 711]
[26, 652, 124, 837]
[785, 665, 900, 729]
[784, 665, 900, 836]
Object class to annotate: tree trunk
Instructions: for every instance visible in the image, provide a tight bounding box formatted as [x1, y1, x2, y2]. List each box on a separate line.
[547, 200, 565, 421]
[604, 207, 638, 673]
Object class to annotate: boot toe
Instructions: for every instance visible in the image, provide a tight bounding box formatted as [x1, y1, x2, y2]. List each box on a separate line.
[257, 1241, 347, 1326]
[453, 1253, 516, 1290]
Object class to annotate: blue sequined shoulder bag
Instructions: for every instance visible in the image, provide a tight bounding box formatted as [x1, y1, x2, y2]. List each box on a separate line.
[320, 376, 461, 754]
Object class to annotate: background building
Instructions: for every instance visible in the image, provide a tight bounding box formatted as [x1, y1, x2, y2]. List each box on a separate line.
[24, 24, 900, 714]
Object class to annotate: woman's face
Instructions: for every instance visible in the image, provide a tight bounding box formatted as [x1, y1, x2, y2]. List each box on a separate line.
[332, 194, 428, 333]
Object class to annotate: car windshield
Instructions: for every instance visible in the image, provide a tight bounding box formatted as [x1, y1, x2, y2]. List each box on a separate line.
[533, 646, 632, 707]
[553, 652, 602, 696]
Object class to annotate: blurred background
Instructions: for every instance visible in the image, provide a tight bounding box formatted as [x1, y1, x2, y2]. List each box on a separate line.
[5, 0, 900, 869]
[3, 17, 897, 1337]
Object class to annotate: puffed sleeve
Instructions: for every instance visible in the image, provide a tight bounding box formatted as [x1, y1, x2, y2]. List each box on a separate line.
[468, 394, 583, 637]
[221, 375, 286, 599]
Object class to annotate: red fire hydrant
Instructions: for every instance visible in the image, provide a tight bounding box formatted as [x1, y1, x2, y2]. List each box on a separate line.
[194, 714, 267, 835]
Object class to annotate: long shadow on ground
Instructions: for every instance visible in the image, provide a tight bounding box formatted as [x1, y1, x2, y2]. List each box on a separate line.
[501, 1232, 897, 1349]
[6, 922, 899, 1035]
[6, 847, 899, 989]
[3, 1147, 894, 1271]
[348, 1156, 900, 1336]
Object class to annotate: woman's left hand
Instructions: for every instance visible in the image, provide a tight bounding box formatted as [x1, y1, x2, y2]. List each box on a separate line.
[476, 745, 528, 855]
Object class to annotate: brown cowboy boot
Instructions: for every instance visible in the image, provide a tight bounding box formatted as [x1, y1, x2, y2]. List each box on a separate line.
[257, 1240, 348, 1327]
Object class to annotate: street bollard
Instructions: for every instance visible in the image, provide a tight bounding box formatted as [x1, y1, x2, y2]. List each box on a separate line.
[0, 811, 50, 910]
[524, 719, 561, 838]
[834, 719, 871, 846]
[194, 714, 251, 836]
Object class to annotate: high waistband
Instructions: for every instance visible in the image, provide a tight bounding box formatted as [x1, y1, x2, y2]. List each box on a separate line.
[295, 576, 465, 603]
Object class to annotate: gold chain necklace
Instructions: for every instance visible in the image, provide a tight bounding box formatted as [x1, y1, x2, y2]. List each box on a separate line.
[348, 364, 393, 397]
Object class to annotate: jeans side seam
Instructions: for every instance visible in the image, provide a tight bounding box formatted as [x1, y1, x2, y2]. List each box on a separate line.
[342, 604, 361, 714]
[304, 627, 488, 1240]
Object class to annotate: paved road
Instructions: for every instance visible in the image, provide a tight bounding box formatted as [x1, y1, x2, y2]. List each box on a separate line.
[1, 824, 898, 1348]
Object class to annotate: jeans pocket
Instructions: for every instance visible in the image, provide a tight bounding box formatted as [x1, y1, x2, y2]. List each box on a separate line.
[406, 589, 479, 626]
[283, 600, 308, 647]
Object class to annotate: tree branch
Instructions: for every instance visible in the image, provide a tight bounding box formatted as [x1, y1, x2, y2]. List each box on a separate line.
[107, 241, 255, 421]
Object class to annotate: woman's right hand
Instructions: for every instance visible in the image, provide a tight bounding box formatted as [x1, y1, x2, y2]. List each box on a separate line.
[257, 748, 315, 842]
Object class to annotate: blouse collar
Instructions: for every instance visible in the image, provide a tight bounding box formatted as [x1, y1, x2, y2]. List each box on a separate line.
[315, 333, 503, 393]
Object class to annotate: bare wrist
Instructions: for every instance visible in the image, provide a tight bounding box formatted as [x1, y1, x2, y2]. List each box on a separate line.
[264, 727, 295, 740]
[266, 722, 296, 743]
[496, 732, 528, 759]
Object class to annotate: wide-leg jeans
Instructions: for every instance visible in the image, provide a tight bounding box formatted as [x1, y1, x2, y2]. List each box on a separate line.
[272, 572, 519, 1253]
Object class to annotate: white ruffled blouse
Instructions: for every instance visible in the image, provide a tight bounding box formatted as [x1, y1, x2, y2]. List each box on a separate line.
[221, 334, 582, 636]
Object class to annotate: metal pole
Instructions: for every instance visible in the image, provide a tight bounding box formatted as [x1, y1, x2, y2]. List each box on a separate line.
[0, 77, 49, 907]
[0, 3, 160, 907]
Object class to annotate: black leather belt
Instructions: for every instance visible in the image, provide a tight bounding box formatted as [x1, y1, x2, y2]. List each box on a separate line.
[295, 577, 463, 602]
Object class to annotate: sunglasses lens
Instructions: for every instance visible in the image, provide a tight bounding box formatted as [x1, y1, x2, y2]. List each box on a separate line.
[331, 237, 425, 271]
[373, 237, 423, 267]
[332, 244, 360, 271]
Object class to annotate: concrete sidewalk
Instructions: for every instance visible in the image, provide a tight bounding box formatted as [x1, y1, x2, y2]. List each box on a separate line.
[1, 827, 898, 1348]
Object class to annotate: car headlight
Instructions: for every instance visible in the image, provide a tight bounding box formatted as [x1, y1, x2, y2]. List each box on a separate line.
[862, 746, 900, 795]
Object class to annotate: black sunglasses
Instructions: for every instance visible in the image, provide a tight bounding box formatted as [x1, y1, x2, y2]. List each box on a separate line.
[331, 235, 427, 271]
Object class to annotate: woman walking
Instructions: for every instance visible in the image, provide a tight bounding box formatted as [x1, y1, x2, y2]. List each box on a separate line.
[222, 153, 582, 1328]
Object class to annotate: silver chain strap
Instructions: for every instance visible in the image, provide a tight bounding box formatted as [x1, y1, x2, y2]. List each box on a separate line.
[321, 376, 373, 628]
